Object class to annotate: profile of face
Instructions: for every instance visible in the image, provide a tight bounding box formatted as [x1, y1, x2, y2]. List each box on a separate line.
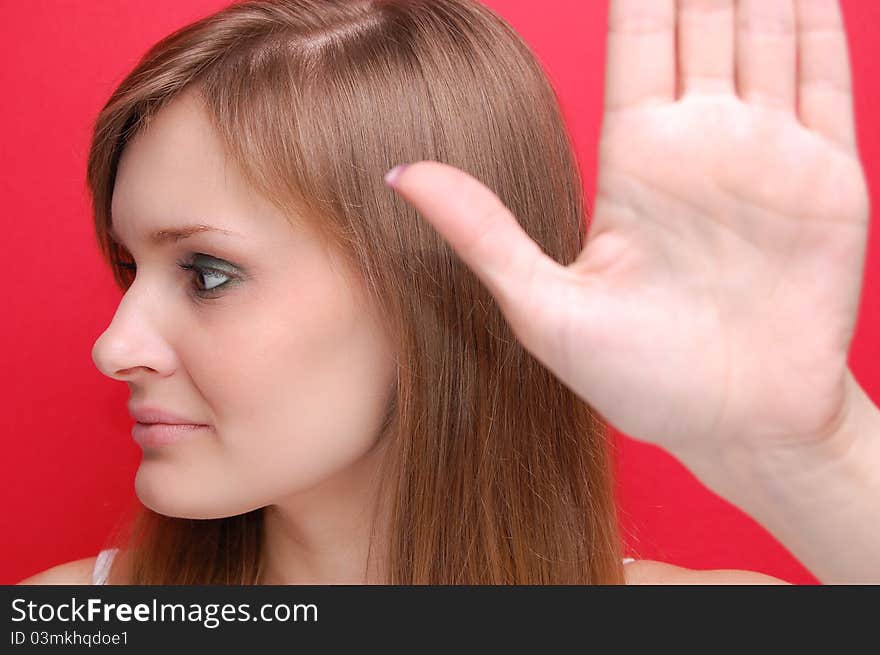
[91, 90, 397, 520]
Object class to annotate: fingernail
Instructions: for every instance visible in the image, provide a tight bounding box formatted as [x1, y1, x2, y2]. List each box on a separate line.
[384, 164, 408, 187]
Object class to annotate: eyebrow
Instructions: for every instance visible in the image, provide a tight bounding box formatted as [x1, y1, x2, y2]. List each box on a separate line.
[108, 223, 242, 246]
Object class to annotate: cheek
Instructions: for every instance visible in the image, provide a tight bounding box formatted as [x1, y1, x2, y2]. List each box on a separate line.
[196, 273, 396, 502]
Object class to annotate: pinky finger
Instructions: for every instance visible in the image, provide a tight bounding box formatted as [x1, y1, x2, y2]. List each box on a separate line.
[796, 0, 858, 154]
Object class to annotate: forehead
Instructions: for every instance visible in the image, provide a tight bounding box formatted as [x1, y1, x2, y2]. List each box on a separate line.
[110, 91, 279, 243]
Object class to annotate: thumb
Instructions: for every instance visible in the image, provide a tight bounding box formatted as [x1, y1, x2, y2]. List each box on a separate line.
[384, 161, 562, 313]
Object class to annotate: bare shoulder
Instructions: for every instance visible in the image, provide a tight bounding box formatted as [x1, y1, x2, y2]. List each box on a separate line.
[16, 556, 98, 585]
[624, 559, 790, 585]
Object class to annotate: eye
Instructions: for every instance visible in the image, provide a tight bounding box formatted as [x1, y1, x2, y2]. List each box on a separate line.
[112, 250, 236, 299]
[177, 260, 233, 297]
[115, 253, 136, 289]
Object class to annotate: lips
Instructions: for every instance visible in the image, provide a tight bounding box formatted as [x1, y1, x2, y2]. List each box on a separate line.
[128, 404, 209, 427]
[131, 422, 208, 448]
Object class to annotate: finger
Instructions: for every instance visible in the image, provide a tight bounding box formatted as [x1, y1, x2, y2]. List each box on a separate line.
[678, 0, 736, 97]
[384, 161, 562, 315]
[795, 0, 858, 154]
[736, 0, 797, 114]
[604, 0, 676, 111]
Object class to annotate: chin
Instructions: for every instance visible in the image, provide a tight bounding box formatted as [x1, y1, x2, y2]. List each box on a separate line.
[133, 463, 266, 520]
[134, 464, 220, 519]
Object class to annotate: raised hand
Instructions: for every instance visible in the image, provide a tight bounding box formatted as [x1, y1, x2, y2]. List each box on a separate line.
[385, 0, 870, 462]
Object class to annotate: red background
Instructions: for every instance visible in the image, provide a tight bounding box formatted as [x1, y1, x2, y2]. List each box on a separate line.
[2, 0, 878, 585]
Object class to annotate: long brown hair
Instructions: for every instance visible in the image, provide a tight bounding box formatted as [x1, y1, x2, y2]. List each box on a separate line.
[87, 0, 625, 584]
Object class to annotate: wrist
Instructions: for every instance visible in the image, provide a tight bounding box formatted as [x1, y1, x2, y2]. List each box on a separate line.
[745, 369, 876, 490]
[676, 369, 880, 583]
[670, 369, 870, 500]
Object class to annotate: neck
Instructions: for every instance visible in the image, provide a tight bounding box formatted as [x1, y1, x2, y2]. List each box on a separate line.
[259, 437, 392, 585]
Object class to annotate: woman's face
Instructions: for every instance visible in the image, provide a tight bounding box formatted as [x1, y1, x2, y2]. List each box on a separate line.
[91, 90, 397, 519]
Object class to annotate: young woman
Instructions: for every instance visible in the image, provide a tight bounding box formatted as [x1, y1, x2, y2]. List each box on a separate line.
[19, 0, 878, 585]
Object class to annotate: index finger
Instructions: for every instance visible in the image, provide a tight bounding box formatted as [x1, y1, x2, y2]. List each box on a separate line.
[604, 0, 676, 111]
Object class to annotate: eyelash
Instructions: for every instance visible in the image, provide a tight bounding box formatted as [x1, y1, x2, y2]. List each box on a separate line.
[115, 255, 233, 300]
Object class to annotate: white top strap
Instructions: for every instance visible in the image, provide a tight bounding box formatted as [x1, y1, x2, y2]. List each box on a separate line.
[92, 548, 119, 585]
[622, 557, 636, 564]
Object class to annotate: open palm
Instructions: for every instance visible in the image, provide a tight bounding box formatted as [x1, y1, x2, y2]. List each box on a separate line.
[388, 0, 870, 458]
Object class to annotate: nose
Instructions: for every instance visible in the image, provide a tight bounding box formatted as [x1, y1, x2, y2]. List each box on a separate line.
[91, 287, 175, 382]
